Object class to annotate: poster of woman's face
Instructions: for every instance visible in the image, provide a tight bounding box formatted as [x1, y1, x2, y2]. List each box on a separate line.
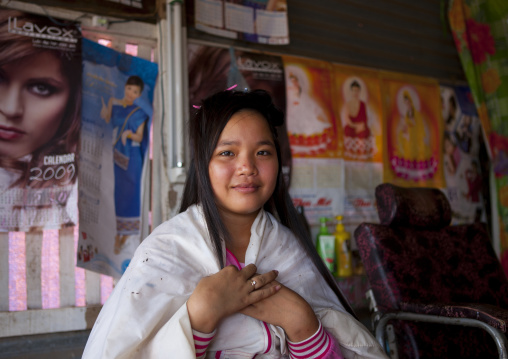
[0, 9, 82, 231]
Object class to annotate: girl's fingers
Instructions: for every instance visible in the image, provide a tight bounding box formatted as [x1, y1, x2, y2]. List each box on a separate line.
[248, 282, 281, 304]
[240, 263, 257, 279]
[249, 270, 278, 290]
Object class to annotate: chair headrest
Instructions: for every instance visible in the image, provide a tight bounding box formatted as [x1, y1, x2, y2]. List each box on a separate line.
[375, 183, 452, 228]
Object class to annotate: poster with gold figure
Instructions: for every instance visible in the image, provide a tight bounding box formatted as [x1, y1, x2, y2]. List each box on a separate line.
[333, 64, 383, 163]
[382, 74, 445, 187]
[283, 56, 340, 158]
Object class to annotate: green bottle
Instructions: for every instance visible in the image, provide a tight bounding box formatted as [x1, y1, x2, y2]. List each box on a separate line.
[316, 217, 336, 272]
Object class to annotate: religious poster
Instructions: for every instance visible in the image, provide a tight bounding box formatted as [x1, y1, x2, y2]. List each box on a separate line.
[77, 39, 158, 278]
[333, 65, 384, 224]
[191, 0, 289, 45]
[0, 9, 81, 231]
[441, 84, 485, 224]
[333, 64, 383, 163]
[188, 43, 292, 184]
[283, 56, 340, 159]
[381, 73, 445, 188]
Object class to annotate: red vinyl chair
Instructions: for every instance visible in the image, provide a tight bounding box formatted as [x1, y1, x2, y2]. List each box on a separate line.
[355, 183, 508, 359]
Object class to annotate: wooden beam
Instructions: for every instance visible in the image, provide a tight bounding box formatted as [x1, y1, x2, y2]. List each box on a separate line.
[0, 305, 101, 338]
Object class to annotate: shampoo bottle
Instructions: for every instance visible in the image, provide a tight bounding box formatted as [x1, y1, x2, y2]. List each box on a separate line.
[315, 217, 335, 272]
[334, 215, 352, 277]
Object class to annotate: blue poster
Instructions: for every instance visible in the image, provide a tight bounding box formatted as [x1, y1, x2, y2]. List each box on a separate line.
[77, 39, 158, 277]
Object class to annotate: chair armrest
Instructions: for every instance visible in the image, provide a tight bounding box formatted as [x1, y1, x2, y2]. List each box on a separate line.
[374, 311, 508, 359]
[400, 301, 508, 332]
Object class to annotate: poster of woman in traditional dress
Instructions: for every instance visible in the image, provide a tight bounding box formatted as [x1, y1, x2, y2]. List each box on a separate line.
[77, 39, 158, 278]
[283, 56, 339, 158]
[100, 76, 151, 254]
[383, 76, 444, 187]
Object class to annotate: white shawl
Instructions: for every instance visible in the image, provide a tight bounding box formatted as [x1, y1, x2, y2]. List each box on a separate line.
[82, 205, 386, 358]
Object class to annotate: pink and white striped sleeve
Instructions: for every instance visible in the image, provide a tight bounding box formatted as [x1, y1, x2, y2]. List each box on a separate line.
[287, 322, 344, 359]
[192, 328, 216, 359]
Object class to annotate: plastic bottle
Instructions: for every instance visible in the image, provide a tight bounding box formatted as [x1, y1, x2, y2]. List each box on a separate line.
[334, 215, 352, 277]
[315, 217, 335, 272]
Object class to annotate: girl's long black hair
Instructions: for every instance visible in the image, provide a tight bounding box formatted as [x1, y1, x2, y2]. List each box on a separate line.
[180, 89, 356, 318]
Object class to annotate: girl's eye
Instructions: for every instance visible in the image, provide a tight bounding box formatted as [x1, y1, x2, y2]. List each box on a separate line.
[258, 150, 271, 156]
[219, 151, 234, 156]
[28, 83, 57, 97]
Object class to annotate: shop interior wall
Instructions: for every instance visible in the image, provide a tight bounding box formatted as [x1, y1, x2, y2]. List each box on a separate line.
[186, 0, 465, 83]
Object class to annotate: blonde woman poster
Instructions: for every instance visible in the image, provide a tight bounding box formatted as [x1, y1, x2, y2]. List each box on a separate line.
[333, 64, 383, 224]
[0, 9, 81, 231]
[382, 75, 445, 188]
[283, 56, 340, 158]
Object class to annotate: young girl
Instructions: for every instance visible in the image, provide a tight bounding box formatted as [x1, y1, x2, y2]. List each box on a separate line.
[82, 89, 386, 358]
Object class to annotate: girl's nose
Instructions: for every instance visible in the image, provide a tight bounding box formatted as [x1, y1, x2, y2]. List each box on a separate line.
[237, 155, 257, 176]
[0, 86, 23, 119]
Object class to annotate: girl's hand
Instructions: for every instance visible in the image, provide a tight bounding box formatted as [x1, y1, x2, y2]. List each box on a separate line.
[100, 97, 109, 122]
[187, 264, 280, 333]
[121, 130, 132, 145]
[240, 281, 319, 342]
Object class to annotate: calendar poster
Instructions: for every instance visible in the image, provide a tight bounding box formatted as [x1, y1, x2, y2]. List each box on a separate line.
[77, 39, 158, 278]
[288, 158, 345, 226]
[192, 0, 289, 45]
[0, 9, 81, 231]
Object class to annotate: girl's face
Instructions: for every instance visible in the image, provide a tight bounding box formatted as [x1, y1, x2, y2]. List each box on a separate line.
[209, 109, 279, 219]
[124, 84, 142, 103]
[0, 51, 70, 159]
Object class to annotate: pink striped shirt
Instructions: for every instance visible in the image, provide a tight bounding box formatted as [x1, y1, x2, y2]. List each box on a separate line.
[193, 328, 216, 359]
[287, 322, 343, 359]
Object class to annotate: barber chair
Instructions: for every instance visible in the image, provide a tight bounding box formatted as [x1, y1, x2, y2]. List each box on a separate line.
[354, 183, 508, 359]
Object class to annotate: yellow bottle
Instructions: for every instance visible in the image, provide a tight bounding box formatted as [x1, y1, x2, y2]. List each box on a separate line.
[334, 215, 352, 277]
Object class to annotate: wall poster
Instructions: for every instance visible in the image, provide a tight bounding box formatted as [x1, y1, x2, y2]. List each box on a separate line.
[381, 74, 445, 188]
[77, 39, 158, 278]
[192, 0, 289, 45]
[283, 56, 341, 159]
[333, 64, 384, 225]
[441, 84, 485, 224]
[0, 9, 81, 231]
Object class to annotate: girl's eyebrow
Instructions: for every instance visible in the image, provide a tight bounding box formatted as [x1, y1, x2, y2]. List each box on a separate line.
[28, 77, 65, 86]
[217, 140, 275, 147]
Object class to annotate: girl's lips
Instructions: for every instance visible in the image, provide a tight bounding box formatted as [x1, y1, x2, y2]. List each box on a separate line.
[233, 184, 259, 193]
[0, 125, 25, 140]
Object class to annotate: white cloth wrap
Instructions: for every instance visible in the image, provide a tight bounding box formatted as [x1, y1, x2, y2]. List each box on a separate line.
[82, 205, 387, 359]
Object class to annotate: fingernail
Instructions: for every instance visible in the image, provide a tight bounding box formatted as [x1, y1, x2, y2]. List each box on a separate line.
[275, 285, 281, 290]
[274, 270, 279, 275]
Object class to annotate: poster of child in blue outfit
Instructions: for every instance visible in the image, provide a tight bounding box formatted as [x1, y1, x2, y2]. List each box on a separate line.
[77, 39, 158, 278]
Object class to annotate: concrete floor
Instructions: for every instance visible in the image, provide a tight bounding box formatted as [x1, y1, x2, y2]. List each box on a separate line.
[0, 308, 373, 358]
